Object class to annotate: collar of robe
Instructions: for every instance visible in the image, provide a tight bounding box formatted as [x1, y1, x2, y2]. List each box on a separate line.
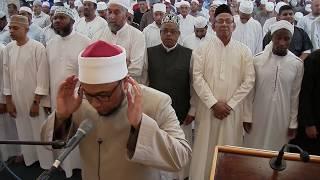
[111, 23, 129, 35]
[161, 42, 178, 52]
[58, 30, 75, 40]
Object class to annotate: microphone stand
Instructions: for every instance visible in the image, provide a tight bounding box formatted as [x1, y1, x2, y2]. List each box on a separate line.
[0, 140, 66, 148]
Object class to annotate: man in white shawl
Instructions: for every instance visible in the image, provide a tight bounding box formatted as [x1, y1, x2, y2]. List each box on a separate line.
[243, 20, 304, 151]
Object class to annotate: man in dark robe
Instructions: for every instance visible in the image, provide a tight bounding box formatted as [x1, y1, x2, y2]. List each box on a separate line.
[263, 5, 313, 60]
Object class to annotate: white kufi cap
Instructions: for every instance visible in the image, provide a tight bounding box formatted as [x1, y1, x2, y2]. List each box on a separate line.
[153, 3, 166, 13]
[239, 1, 254, 14]
[194, 16, 208, 28]
[270, 20, 294, 35]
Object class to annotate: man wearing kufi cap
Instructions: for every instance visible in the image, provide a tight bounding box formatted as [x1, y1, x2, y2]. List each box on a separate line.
[133, 0, 148, 25]
[19, 6, 45, 44]
[74, 0, 107, 39]
[94, 0, 146, 83]
[42, 1, 51, 14]
[190, 0, 201, 17]
[41, 40, 191, 180]
[143, 3, 166, 48]
[263, 5, 313, 60]
[140, 0, 161, 30]
[233, 0, 263, 55]
[244, 20, 303, 152]
[97, 1, 108, 20]
[7, 0, 20, 17]
[182, 16, 212, 50]
[4, 15, 54, 170]
[32, 0, 51, 28]
[190, 5, 255, 179]
[254, 0, 275, 26]
[65, 0, 81, 22]
[263, 1, 287, 36]
[0, 11, 11, 45]
[45, 7, 91, 178]
[178, 0, 197, 40]
[41, 6, 59, 46]
[297, 0, 320, 39]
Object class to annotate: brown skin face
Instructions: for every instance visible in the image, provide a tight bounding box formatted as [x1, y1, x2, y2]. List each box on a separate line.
[42, 6, 50, 14]
[195, 26, 207, 39]
[98, 10, 108, 20]
[191, 2, 199, 13]
[78, 6, 84, 18]
[272, 29, 292, 56]
[239, 12, 251, 24]
[107, 4, 127, 33]
[277, 9, 294, 24]
[81, 80, 125, 116]
[9, 24, 28, 41]
[83, 1, 96, 18]
[160, 22, 180, 48]
[213, 13, 235, 44]
[53, 14, 74, 37]
[33, 4, 42, 16]
[312, 0, 320, 16]
[180, 5, 190, 17]
[153, 11, 165, 26]
[138, 1, 148, 12]
[8, 4, 18, 17]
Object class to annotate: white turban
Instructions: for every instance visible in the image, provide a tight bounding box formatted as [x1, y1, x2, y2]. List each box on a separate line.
[266, 2, 275, 12]
[270, 20, 294, 35]
[180, 0, 190, 8]
[108, 0, 131, 10]
[275, 1, 287, 14]
[83, 0, 97, 4]
[97, 2, 107, 11]
[294, 12, 303, 22]
[19, 6, 33, 15]
[128, 8, 134, 15]
[54, 6, 75, 20]
[153, 3, 166, 13]
[191, 0, 200, 5]
[260, 0, 267, 5]
[194, 16, 208, 28]
[42, 1, 50, 7]
[239, 1, 254, 14]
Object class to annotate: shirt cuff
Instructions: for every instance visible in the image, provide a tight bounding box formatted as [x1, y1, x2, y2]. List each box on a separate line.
[127, 124, 141, 159]
[303, 50, 311, 54]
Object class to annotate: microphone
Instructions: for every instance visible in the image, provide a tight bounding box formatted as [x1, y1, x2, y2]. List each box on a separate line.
[270, 144, 310, 171]
[37, 119, 94, 180]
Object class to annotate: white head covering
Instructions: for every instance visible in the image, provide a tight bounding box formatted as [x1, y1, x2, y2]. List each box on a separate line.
[294, 12, 303, 22]
[191, 0, 200, 5]
[19, 6, 33, 15]
[153, 3, 166, 13]
[270, 20, 294, 35]
[266, 2, 275, 12]
[54, 6, 75, 20]
[108, 0, 131, 10]
[290, 0, 297, 7]
[42, 1, 50, 7]
[97, 2, 107, 11]
[260, 0, 267, 5]
[194, 16, 208, 28]
[275, 1, 287, 14]
[33, 0, 42, 6]
[175, 2, 181, 8]
[0, 11, 6, 19]
[239, 1, 254, 14]
[53, 0, 62, 3]
[305, 4, 312, 13]
[75, 0, 83, 7]
[83, 0, 97, 4]
[50, 5, 58, 12]
[180, 0, 191, 8]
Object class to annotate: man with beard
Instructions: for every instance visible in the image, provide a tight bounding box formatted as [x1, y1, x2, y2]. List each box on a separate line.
[243, 20, 304, 151]
[94, 0, 146, 83]
[3, 14, 54, 170]
[178, 1, 196, 40]
[32, 0, 51, 28]
[46, 6, 90, 178]
[74, 0, 107, 39]
[41, 40, 191, 180]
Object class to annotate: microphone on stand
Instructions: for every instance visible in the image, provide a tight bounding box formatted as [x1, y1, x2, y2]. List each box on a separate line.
[270, 144, 310, 171]
[37, 119, 94, 180]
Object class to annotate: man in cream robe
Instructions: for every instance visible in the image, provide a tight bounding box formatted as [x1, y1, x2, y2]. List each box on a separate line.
[190, 5, 255, 180]
[178, 1, 197, 40]
[41, 40, 191, 180]
[94, 0, 146, 83]
[244, 20, 304, 151]
[46, 7, 90, 178]
[3, 15, 53, 169]
[232, 1, 263, 55]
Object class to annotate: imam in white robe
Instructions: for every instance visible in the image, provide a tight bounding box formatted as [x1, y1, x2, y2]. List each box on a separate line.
[182, 33, 212, 50]
[178, 14, 196, 40]
[74, 16, 108, 39]
[143, 22, 161, 48]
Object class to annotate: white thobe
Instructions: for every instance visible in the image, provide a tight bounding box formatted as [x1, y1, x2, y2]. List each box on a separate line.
[41, 25, 57, 46]
[0, 44, 20, 161]
[310, 17, 320, 50]
[233, 17, 263, 55]
[0, 25, 11, 45]
[297, 13, 319, 39]
[190, 36, 255, 180]
[263, 17, 277, 36]
[32, 12, 51, 28]
[243, 43, 304, 151]
[46, 31, 90, 177]
[143, 22, 161, 48]
[178, 14, 196, 40]
[207, 22, 216, 36]
[182, 33, 212, 50]
[94, 23, 146, 83]
[28, 23, 45, 45]
[3, 39, 54, 169]
[74, 16, 108, 39]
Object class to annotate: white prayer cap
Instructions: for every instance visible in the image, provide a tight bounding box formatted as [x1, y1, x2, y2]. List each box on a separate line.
[294, 12, 303, 22]
[265, 2, 274, 12]
[290, 0, 297, 7]
[260, 0, 268, 5]
[0, 11, 6, 19]
[50, 5, 58, 12]
[305, 4, 312, 13]
[83, 0, 97, 4]
[194, 16, 208, 28]
[180, 0, 191, 8]
[108, 0, 131, 10]
[53, 0, 62, 3]
[33, 0, 42, 6]
[97, 2, 107, 11]
[54, 6, 75, 20]
[164, 0, 171, 4]
[270, 20, 294, 35]
[175, 2, 181, 8]
[128, 8, 134, 15]
[19, 6, 33, 15]
[42, 1, 50, 7]
[191, 0, 200, 5]
[75, 0, 83, 7]
[239, 1, 254, 14]
[275, 1, 287, 14]
[153, 3, 166, 13]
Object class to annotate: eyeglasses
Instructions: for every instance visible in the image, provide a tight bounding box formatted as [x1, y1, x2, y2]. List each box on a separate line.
[82, 82, 121, 103]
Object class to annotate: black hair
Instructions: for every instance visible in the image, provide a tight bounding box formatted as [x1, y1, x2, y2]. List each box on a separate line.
[214, 4, 233, 18]
[278, 5, 293, 15]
